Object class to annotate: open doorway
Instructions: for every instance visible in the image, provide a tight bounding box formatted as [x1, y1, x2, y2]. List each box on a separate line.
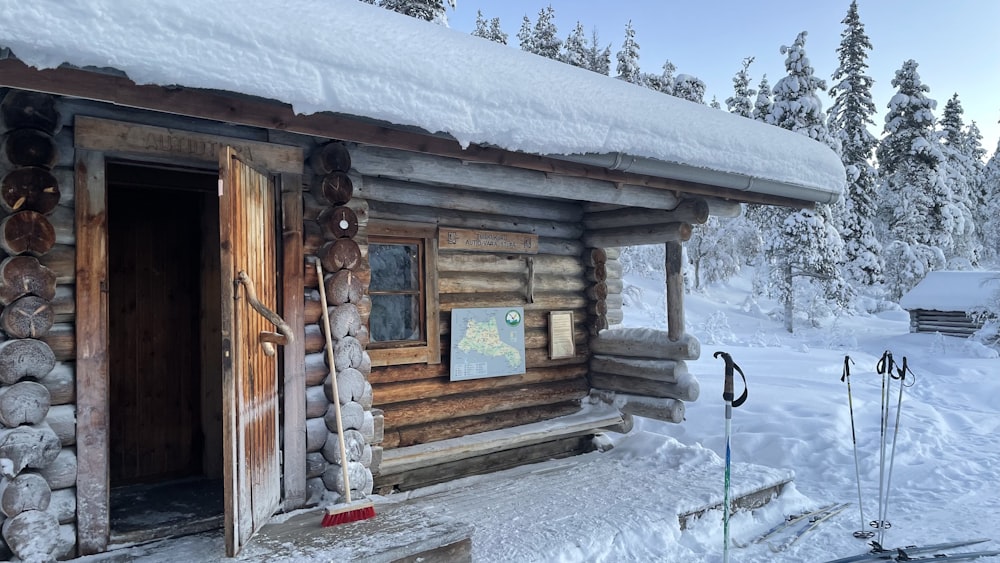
[105, 162, 224, 543]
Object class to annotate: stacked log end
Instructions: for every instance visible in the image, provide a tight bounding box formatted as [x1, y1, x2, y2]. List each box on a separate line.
[587, 327, 701, 425]
[583, 247, 622, 335]
[303, 141, 379, 505]
[0, 89, 66, 562]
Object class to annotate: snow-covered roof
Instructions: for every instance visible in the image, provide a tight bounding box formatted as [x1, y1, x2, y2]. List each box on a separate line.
[899, 271, 1000, 312]
[0, 0, 845, 203]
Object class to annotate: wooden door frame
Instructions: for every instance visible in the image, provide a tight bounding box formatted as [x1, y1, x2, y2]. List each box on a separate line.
[73, 117, 304, 555]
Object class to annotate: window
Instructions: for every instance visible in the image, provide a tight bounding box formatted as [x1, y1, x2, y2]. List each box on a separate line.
[367, 221, 440, 366]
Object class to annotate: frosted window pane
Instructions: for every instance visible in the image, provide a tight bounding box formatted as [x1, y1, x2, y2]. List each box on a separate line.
[370, 294, 420, 342]
[370, 243, 418, 291]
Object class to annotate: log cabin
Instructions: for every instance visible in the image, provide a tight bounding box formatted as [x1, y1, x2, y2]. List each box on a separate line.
[0, 0, 844, 559]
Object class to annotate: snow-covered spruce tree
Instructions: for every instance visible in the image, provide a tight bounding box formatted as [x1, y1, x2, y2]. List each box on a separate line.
[584, 29, 611, 75]
[939, 94, 984, 267]
[672, 74, 706, 104]
[828, 0, 883, 286]
[762, 208, 852, 331]
[725, 57, 756, 118]
[759, 31, 849, 329]
[472, 9, 507, 44]
[641, 60, 676, 94]
[753, 75, 772, 122]
[561, 21, 589, 68]
[616, 20, 641, 84]
[710, 96, 721, 110]
[687, 214, 762, 290]
[517, 15, 534, 52]
[875, 59, 958, 297]
[381, 0, 454, 24]
[982, 137, 1000, 265]
[531, 5, 561, 60]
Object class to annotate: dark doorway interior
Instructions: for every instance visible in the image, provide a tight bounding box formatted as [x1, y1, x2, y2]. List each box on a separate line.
[106, 163, 224, 543]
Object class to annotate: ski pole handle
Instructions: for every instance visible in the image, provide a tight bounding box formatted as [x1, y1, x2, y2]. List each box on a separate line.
[714, 351, 748, 407]
[715, 351, 735, 402]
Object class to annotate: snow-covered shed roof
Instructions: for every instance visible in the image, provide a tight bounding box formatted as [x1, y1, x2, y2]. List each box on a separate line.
[0, 0, 845, 204]
[899, 271, 1000, 312]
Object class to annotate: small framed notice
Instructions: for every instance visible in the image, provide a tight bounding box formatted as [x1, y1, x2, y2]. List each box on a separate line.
[548, 311, 575, 359]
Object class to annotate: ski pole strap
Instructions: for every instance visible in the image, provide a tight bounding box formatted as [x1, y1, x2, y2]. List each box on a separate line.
[896, 356, 916, 386]
[714, 351, 749, 408]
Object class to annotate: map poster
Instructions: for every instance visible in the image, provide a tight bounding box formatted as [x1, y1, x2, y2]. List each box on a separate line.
[450, 307, 527, 381]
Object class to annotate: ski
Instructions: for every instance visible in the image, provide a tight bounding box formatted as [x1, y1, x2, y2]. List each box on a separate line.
[892, 548, 1000, 562]
[733, 503, 846, 548]
[770, 502, 850, 552]
[821, 538, 992, 563]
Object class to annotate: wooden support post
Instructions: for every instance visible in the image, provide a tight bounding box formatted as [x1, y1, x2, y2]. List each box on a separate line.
[665, 241, 685, 342]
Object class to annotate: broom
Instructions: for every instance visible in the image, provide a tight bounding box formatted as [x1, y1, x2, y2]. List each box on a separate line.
[314, 257, 376, 527]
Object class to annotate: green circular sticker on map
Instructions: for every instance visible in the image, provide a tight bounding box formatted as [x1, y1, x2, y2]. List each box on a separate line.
[504, 310, 522, 326]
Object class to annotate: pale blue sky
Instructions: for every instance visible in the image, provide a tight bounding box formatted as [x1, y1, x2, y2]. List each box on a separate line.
[448, 1, 1000, 157]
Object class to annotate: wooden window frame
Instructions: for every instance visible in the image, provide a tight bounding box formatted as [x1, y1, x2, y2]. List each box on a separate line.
[367, 221, 440, 366]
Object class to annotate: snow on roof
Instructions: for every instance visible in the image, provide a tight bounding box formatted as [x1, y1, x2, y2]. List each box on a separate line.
[0, 0, 844, 200]
[899, 271, 1000, 312]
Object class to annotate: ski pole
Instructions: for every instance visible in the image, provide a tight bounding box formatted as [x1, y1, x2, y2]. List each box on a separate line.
[879, 356, 914, 544]
[841, 355, 873, 539]
[714, 351, 748, 563]
[873, 350, 894, 543]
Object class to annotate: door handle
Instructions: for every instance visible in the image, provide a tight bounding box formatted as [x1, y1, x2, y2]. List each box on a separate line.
[236, 270, 294, 357]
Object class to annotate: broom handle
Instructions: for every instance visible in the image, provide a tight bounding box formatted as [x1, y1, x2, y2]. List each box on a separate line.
[314, 258, 353, 504]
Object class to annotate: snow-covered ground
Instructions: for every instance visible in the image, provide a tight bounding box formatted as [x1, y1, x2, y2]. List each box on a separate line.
[617, 260, 1000, 561]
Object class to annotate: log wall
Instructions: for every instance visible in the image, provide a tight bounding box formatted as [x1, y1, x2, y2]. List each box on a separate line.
[300, 142, 377, 505]
[347, 148, 606, 490]
[0, 88, 72, 561]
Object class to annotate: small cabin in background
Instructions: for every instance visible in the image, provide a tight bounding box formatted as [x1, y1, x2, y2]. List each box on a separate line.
[900, 271, 1000, 337]
[0, 0, 844, 560]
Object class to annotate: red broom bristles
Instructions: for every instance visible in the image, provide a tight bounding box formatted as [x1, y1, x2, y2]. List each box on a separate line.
[321, 500, 376, 527]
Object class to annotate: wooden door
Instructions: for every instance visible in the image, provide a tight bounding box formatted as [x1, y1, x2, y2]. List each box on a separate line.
[219, 147, 281, 556]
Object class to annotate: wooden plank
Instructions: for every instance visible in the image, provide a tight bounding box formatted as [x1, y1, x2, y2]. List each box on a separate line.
[0, 59, 818, 209]
[666, 241, 685, 342]
[74, 149, 109, 556]
[438, 227, 538, 255]
[378, 404, 621, 477]
[280, 180, 307, 510]
[74, 116, 303, 174]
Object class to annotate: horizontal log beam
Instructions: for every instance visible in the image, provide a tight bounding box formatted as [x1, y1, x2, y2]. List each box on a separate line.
[374, 364, 587, 405]
[589, 372, 699, 401]
[353, 145, 682, 211]
[369, 200, 584, 240]
[590, 390, 686, 424]
[381, 401, 582, 449]
[379, 379, 589, 428]
[582, 222, 692, 248]
[591, 329, 701, 361]
[360, 175, 582, 223]
[583, 198, 709, 230]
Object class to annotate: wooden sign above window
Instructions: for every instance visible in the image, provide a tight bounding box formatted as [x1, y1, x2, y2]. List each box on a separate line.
[438, 227, 538, 254]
